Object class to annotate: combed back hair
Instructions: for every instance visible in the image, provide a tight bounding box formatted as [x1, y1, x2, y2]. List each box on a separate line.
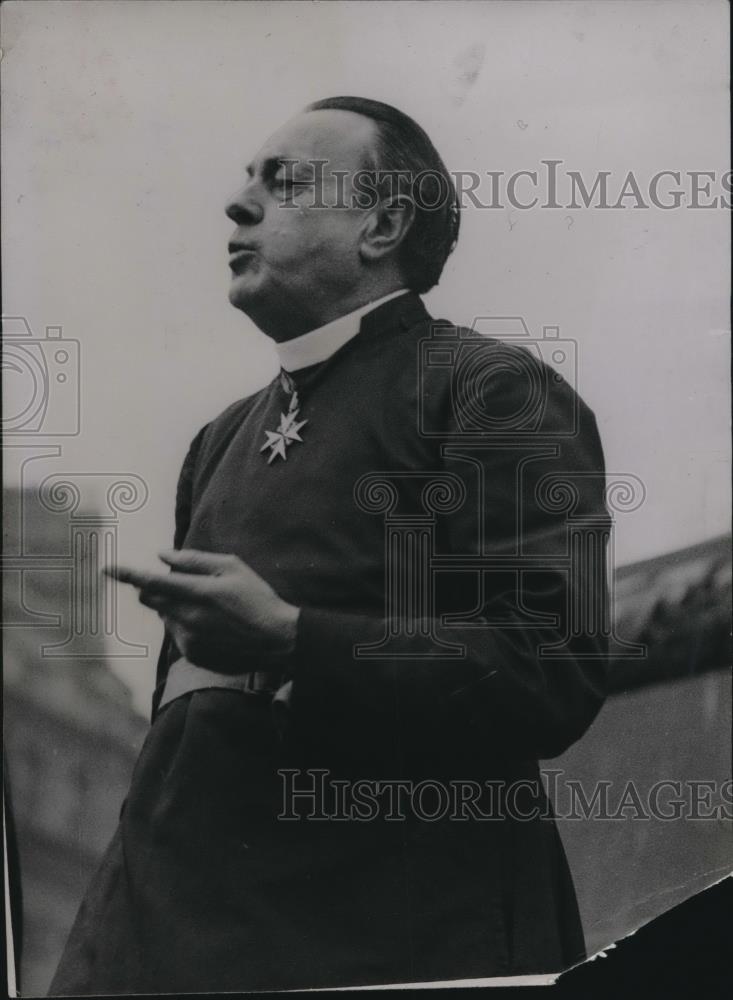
[306, 96, 460, 294]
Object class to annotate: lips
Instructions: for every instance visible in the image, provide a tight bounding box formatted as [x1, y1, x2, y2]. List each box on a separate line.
[228, 240, 257, 254]
[228, 244, 257, 273]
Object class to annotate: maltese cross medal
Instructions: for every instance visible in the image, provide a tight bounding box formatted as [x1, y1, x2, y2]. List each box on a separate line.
[260, 372, 308, 464]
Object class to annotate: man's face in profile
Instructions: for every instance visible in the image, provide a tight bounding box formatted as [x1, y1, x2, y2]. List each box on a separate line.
[226, 109, 379, 334]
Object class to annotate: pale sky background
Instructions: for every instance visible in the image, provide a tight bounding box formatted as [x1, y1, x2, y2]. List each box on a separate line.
[2, 0, 730, 715]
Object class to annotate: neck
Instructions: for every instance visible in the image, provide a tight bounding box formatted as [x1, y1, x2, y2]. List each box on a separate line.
[248, 278, 407, 343]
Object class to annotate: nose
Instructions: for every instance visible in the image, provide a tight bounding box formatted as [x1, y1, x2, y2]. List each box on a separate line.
[225, 184, 265, 227]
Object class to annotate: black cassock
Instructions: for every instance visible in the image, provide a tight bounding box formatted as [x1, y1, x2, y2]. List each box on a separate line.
[51, 293, 610, 993]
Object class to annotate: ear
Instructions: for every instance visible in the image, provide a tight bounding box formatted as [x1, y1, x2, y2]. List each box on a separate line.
[359, 196, 415, 263]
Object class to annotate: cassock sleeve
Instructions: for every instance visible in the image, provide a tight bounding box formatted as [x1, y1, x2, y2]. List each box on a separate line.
[151, 425, 209, 720]
[288, 362, 611, 763]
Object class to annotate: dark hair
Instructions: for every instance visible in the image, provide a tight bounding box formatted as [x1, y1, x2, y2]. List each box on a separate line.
[306, 96, 460, 294]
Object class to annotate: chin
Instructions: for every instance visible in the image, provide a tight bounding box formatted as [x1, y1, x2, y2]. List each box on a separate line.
[228, 274, 262, 312]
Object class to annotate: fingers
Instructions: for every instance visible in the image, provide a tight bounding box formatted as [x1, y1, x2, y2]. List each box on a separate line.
[107, 551, 245, 590]
[104, 564, 167, 589]
[138, 588, 170, 613]
[158, 549, 237, 576]
[138, 593, 202, 648]
[108, 566, 212, 605]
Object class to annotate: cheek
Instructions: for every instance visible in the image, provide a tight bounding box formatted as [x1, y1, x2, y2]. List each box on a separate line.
[265, 209, 362, 271]
[311, 214, 363, 262]
[266, 211, 315, 257]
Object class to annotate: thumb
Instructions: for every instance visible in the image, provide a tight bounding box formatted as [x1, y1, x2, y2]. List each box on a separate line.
[158, 548, 234, 575]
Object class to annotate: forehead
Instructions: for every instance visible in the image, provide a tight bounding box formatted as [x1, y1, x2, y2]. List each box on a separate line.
[252, 109, 377, 170]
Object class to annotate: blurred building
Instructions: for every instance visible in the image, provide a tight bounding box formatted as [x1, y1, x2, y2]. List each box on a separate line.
[556, 532, 732, 958]
[3, 487, 148, 995]
[610, 533, 731, 692]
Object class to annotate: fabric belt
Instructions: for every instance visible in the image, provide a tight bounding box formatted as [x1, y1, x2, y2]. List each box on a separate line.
[159, 658, 293, 719]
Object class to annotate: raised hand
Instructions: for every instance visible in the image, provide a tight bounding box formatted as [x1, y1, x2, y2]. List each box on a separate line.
[105, 549, 299, 674]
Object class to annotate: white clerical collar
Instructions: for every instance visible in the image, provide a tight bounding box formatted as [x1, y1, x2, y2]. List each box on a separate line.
[276, 289, 408, 373]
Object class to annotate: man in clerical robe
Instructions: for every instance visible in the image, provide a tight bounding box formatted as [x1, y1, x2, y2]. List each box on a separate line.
[50, 96, 609, 994]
